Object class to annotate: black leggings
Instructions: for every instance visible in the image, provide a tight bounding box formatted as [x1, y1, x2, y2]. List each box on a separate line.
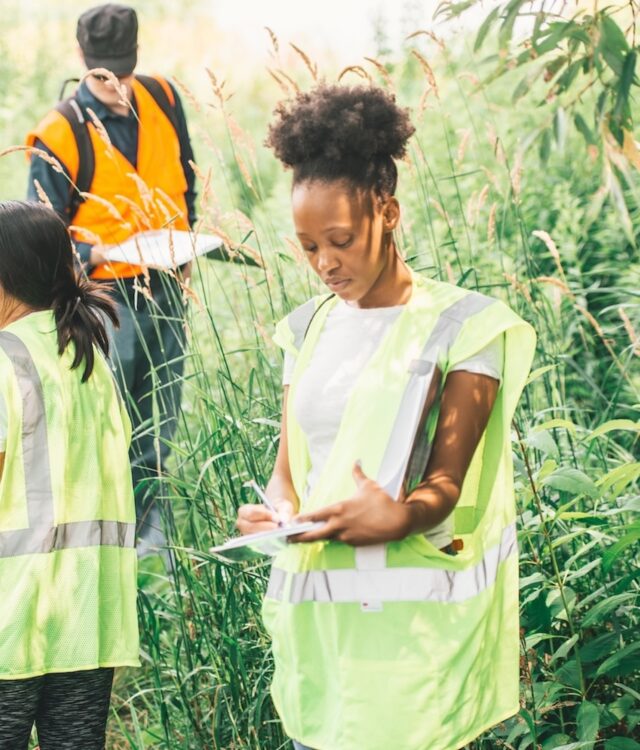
[0, 668, 114, 750]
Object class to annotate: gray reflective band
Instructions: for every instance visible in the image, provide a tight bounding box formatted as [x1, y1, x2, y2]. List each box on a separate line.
[377, 292, 495, 499]
[0, 520, 136, 558]
[0, 332, 135, 557]
[288, 299, 318, 353]
[267, 522, 517, 605]
[0, 332, 54, 527]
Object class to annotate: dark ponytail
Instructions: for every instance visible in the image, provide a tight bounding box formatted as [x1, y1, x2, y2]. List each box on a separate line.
[0, 201, 118, 382]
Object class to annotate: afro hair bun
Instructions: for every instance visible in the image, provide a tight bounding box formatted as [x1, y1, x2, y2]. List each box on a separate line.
[267, 84, 415, 170]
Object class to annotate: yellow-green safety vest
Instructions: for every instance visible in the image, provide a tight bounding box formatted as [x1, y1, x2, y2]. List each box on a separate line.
[0, 311, 139, 679]
[264, 273, 536, 750]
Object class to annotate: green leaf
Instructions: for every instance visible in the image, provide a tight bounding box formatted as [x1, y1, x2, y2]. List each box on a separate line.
[544, 55, 568, 83]
[534, 21, 575, 56]
[565, 558, 601, 583]
[608, 695, 636, 721]
[601, 15, 630, 53]
[433, 0, 476, 21]
[580, 632, 619, 663]
[540, 127, 552, 162]
[547, 586, 577, 620]
[518, 707, 537, 742]
[524, 632, 554, 649]
[597, 462, 640, 494]
[588, 419, 640, 440]
[499, 0, 527, 49]
[605, 739, 640, 750]
[577, 700, 600, 746]
[596, 641, 640, 677]
[600, 15, 630, 76]
[544, 736, 573, 750]
[549, 633, 580, 665]
[542, 467, 598, 497]
[474, 6, 501, 52]
[556, 511, 607, 526]
[581, 593, 635, 628]
[537, 458, 558, 481]
[612, 50, 636, 131]
[513, 75, 531, 102]
[574, 113, 596, 145]
[603, 526, 640, 573]
[526, 364, 557, 384]
[554, 59, 583, 95]
[534, 418, 578, 435]
[596, 89, 609, 119]
[555, 659, 583, 691]
[520, 572, 546, 589]
[526, 429, 559, 458]
[614, 682, 640, 702]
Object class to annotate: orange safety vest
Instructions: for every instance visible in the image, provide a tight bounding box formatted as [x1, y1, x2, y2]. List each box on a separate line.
[26, 76, 189, 280]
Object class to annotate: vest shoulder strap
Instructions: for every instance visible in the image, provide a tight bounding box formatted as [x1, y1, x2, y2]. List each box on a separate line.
[288, 294, 335, 354]
[135, 74, 180, 135]
[54, 97, 94, 219]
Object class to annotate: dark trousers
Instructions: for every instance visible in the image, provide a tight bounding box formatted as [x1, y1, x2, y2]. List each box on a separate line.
[0, 668, 114, 750]
[108, 271, 186, 556]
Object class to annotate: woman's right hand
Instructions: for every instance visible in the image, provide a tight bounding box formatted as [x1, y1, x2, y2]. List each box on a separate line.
[236, 500, 295, 535]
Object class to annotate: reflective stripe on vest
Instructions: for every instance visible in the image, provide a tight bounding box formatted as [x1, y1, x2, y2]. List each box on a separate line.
[267, 521, 516, 604]
[377, 291, 494, 500]
[0, 331, 135, 558]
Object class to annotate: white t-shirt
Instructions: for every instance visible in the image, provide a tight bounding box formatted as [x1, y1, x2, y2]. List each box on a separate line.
[282, 299, 504, 548]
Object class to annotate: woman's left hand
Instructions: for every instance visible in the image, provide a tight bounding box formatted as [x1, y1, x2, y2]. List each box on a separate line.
[292, 462, 412, 546]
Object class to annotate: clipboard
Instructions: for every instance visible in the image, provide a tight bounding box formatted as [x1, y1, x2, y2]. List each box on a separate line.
[105, 229, 224, 269]
[210, 521, 326, 562]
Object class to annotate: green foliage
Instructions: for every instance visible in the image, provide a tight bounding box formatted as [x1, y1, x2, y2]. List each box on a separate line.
[439, 0, 640, 253]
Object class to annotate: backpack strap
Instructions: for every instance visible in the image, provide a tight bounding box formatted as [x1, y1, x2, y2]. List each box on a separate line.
[135, 74, 179, 135]
[54, 97, 94, 221]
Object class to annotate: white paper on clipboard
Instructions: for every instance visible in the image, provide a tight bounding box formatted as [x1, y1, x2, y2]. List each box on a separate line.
[105, 229, 223, 269]
[210, 521, 326, 562]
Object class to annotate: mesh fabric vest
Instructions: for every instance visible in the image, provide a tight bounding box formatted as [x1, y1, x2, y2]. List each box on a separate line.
[0, 311, 139, 678]
[26, 76, 188, 280]
[265, 274, 536, 750]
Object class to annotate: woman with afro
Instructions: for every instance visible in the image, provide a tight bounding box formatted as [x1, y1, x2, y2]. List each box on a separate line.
[237, 85, 535, 750]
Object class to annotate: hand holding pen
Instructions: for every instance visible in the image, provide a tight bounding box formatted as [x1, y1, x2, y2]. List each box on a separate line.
[237, 481, 295, 535]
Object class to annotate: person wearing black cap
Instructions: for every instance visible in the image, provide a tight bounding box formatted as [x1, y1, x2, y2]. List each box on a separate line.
[26, 3, 198, 562]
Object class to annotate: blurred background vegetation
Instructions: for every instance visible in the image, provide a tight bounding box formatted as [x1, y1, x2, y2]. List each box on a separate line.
[1, 0, 639, 748]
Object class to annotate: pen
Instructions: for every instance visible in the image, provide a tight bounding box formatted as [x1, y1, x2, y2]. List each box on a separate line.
[244, 480, 284, 526]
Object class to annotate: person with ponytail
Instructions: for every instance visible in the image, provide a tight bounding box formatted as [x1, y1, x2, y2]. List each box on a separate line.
[0, 201, 138, 749]
[237, 86, 536, 750]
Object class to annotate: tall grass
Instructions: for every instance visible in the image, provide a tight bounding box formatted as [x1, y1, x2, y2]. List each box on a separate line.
[1, 12, 637, 750]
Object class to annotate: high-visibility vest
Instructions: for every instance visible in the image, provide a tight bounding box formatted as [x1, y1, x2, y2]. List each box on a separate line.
[0, 311, 139, 679]
[266, 273, 536, 750]
[26, 75, 189, 281]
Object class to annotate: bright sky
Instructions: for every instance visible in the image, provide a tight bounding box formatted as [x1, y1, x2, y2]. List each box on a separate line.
[7, 0, 497, 89]
[209, 0, 487, 65]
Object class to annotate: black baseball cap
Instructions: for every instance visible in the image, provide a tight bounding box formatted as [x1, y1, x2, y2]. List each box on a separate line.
[76, 3, 138, 76]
